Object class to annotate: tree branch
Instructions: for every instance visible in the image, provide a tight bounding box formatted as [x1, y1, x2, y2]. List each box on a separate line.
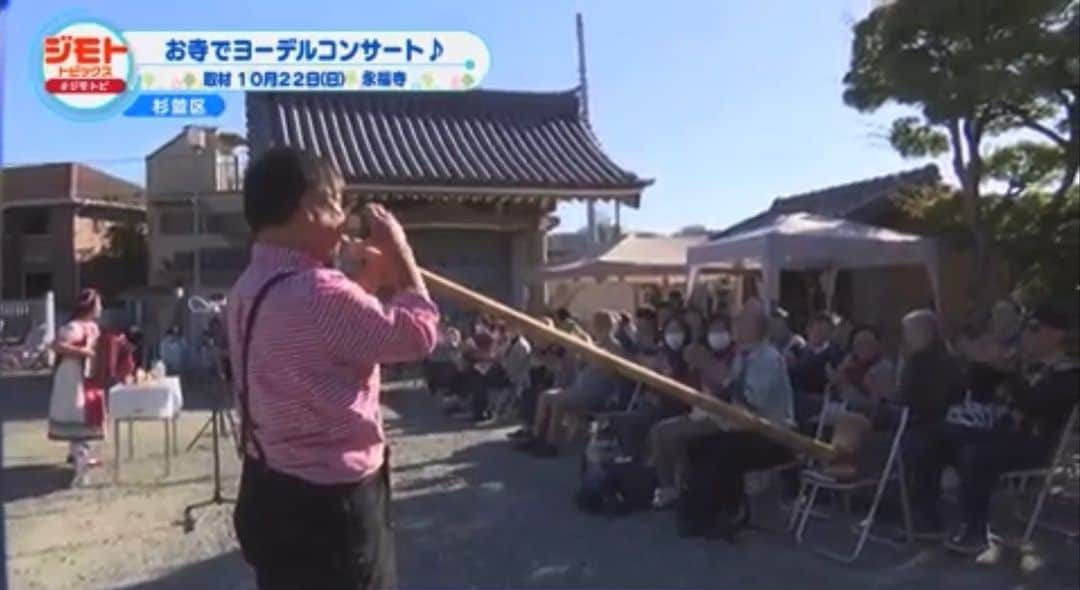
[1052, 103, 1080, 203]
[946, 119, 968, 190]
[1002, 102, 1069, 148]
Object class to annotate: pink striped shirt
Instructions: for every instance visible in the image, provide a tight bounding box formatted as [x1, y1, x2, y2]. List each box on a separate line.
[227, 243, 439, 484]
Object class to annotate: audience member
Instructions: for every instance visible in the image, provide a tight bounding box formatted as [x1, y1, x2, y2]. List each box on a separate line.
[508, 318, 573, 441]
[554, 308, 584, 336]
[677, 303, 796, 540]
[789, 312, 845, 427]
[453, 329, 512, 422]
[608, 307, 693, 461]
[606, 309, 662, 428]
[769, 306, 807, 362]
[827, 325, 895, 411]
[832, 315, 854, 351]
[518, 311, 623, 456]
[615, 311, 637, 351]
[660, 315, 694, 386]
[905, 303, 1078, 555]
[159, 325, 185, 375]
[648, 314, 736, 509]
[497, 323, 533, 415]
[627, 307, 661, 356]
[683, 307, 707, 346]
[667, 290, 686, 313]
[655, 302, 675, 336]
[425, 325, 462, 396]
[896, 309, 964, 428]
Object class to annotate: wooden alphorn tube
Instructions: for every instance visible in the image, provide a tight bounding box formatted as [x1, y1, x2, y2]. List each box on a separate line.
[419, 268, 839, 463]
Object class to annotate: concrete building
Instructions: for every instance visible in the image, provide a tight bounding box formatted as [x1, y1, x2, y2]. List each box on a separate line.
[145, 125, 247, 295]
[0, 163, 145, 309]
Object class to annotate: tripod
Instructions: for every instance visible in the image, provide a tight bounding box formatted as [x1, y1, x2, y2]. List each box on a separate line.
[186, 396, 238, 451]
[181, 353, 238, 533]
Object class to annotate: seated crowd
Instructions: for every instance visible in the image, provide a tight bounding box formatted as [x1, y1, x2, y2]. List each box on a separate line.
[422, 293, 1079, 554]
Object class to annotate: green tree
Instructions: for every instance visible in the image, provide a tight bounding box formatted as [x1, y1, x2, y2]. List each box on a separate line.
[900, 186, 1079, 303]
[843, 0, 1079, 302]
[102, 222, 148, 295]
[994, 1, 1079, 202]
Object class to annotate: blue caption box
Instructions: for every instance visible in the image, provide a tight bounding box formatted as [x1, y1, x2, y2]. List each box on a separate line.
[123, 93, 226, 118]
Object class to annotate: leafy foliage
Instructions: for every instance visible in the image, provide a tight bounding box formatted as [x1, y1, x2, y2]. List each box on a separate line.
[844, 0, 1079, 305]
[889, 117, 949, 158]
[985, 141, 1067, 194]
[899, 186, 1079, 301]
[83, 222, 148, 299]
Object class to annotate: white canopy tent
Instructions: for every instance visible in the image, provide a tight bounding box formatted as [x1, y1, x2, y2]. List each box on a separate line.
[538, 234, 707, 282]
[686, 213, 942, 312]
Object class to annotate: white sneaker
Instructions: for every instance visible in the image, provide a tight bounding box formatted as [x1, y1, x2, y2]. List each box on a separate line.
[70, 448, 91, 488]
[652, 487, 679, 509]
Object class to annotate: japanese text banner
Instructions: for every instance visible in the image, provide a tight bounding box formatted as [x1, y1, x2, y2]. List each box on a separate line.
[123, 31, 490, 92]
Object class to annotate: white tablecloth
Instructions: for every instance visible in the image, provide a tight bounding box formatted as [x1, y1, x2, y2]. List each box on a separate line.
[109, 377, 184, 420]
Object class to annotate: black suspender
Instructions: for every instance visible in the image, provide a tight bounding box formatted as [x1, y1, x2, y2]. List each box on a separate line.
[238, 271, 296, 465]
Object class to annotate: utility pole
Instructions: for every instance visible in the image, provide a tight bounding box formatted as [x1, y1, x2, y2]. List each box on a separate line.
[576, 12, 598, 247]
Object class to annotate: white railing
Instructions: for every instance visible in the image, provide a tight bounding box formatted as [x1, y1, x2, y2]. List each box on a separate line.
[0, 291, 56, 375]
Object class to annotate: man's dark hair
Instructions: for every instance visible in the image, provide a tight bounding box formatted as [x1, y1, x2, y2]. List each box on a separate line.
[635, 306, 657, 322]
[809, 312, 834, 327]
[847, 324, 881, 350]
[555, 308, 572, 322]
[243, 147, 341, 234]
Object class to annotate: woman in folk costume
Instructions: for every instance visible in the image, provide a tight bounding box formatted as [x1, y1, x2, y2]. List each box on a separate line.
[48, 288, 106, 485]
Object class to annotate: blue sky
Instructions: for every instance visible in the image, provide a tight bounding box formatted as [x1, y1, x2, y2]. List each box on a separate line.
[1, 0, 930, 233]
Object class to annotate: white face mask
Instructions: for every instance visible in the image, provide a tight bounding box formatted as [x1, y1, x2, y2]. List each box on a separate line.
[664, 331, 686, 350]
[707, 330, 731, 351]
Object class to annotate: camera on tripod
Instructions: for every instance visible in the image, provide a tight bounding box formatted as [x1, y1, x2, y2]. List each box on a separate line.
[181, 294, 240, 532]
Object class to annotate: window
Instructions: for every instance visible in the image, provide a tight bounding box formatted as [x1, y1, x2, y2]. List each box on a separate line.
[22, 209, 50, 235]
[216, 154, 242, 191]
[171, 251, 195, 271]
[203, 212, 248, 235]
[24, 272, 53, 298]
[199, 246, 249, 271]
[160, 211, 195, 234]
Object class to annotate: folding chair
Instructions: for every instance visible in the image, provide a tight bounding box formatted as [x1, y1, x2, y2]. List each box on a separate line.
[745, 393, 840, 497]
[780, 396, 850, 528]
[792, 405, 914, 563]
[586, 382, 645, 420]
[568, 383, 647, 446]
[1000, 405, 1080, 544]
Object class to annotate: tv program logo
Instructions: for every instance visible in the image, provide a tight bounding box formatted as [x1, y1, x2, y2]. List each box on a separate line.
[40, 20, 133, 114]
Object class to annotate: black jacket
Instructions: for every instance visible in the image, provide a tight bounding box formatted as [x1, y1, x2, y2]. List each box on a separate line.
[898, 348, 965, 426]
[1009, 357, 1080, 440]
[789, 341, 844, 395]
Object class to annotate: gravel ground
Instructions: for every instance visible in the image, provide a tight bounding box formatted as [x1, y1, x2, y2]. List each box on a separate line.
[2, 375, 1078, 590]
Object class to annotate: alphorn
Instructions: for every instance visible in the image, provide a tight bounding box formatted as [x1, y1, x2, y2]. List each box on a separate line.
[419, 268, 839, 463]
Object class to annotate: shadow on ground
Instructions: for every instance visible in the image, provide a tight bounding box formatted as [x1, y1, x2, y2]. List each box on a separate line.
[1, 463, 72, 502]
[21, 380, 1080, 590]
[114, 550, 249, 590]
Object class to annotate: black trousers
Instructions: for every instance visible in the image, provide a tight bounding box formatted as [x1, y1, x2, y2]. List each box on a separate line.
[423, 360, 458, 395]
[684, 430, 793, 514]
[905, 424, 1051, 531]
[519, 366, 555, 425]
[234, 458, 397, 590]
[455, 365, 511, 420]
